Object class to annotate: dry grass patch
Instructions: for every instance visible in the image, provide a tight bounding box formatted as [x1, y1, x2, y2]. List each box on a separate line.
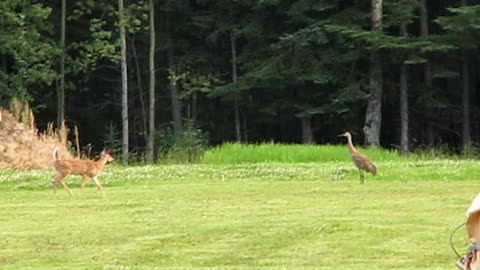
[0, 106, 72, 170]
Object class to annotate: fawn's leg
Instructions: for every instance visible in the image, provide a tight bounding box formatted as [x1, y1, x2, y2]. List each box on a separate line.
[60, 181, 73, 196]
[91, 176, 104, 193]
[58, 175, 73, 196]
[81, 175, 89, 189]
[51, 173, 66, 194]
[51, 178, 57, 194]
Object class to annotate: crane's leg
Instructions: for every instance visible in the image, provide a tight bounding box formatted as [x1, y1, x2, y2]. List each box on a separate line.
[359, 169, 364, 184]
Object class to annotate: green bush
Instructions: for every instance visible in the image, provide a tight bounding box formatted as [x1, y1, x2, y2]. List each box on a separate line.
[155, 122, 208, 163]
[154, 128, 177, 161]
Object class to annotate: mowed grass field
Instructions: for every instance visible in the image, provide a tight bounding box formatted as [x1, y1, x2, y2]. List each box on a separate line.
[0, 145, 479, 269]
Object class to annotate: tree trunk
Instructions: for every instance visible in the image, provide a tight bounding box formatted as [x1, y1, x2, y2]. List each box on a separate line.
[400, 23, 409, 156]
[242, 111, 248, 142]
[131, 39, 147, 144]
[166, 13, 182, 134]
[462, 52, 471, 154]
[146, 0, 155, 163]
[58, 0, 66, 127]
[168, 52, 182, 134]
[363, 0, 383, 147]
[119, 0, 129, 164]
[472, 52, 478, 147]
[420, 0, 434, 147]
[192, 93, 197, 122]
[461, 0, 471, 154]
[301, 118, 314, 144]
[424, 64, 434, 147]
[231, 32, 241, 142]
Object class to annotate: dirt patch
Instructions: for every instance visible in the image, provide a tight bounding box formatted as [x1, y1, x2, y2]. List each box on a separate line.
[0, 108, 73, 170]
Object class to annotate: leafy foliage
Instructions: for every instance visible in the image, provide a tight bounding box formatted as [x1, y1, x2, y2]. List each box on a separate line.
[0, 1, 58, 102]
[436, 5, 480, 49]
[155, 121, 208, 163]
[101, 122, 122, 154]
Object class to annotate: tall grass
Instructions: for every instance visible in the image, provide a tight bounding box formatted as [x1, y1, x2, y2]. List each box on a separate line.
[201, 142, 405, 164]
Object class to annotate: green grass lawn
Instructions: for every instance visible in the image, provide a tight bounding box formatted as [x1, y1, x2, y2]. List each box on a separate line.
[0, 160, 478, 269]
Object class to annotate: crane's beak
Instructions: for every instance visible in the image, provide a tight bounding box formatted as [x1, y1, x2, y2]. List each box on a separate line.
[338, 133, 346, 137]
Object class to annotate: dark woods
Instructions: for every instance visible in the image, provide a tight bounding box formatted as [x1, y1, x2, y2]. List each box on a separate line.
[1, 0, 480, 160]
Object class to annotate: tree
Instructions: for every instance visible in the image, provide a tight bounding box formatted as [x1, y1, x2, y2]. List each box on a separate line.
[461, 52, 471, 153]
[146, 0, 155, 163]
[212, 1, 367, 144]
[199, 0, 251, 142]
[363, 0, 383, 147]
[400, 23, 409, 155]
[419, 0, 434, 147]
[166, 11, 182, 134]
[387, 0, 419, 155]
[461, 0, 471, 154]
[230, 32, 241, 142]
[58, 0, 66, 127]
[0, 0, 57, 103]
[119, 0, 129, 163]
[436, 3, 480, 153]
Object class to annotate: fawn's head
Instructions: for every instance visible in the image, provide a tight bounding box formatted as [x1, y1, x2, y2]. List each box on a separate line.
[100, 150, 115, 163]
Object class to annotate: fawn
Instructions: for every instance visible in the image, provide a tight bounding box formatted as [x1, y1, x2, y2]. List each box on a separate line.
[51, 148, 114, 196]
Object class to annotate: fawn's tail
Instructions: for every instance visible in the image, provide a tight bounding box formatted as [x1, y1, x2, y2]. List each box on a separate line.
[52, 147, 59, 161]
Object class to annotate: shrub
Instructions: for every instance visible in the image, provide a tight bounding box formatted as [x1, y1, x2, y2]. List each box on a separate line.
[155, 122, 208, 163]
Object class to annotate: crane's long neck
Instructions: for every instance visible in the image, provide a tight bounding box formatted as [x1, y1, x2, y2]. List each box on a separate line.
[346, 135, 358, 154]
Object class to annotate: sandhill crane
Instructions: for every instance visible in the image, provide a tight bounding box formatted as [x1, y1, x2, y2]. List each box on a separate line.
[338, 132, 377, 184]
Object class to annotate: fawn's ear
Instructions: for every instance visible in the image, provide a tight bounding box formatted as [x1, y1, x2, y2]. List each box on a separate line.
[100, 149, 106, 156]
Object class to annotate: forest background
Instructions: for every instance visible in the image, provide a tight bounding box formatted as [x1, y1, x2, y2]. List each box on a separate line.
[1, 0, 479, 163]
